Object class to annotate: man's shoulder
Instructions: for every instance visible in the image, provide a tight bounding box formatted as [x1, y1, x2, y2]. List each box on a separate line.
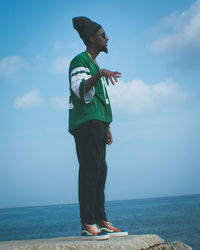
[70, 51, 89, 66]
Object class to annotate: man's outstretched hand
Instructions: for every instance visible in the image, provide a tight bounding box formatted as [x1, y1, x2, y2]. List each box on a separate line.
[101, 69, 121, 86]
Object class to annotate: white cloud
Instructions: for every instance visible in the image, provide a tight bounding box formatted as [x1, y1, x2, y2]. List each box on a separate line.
[51, 96, 68, 109]
[35, 55, 46, 62]
[69, 41, 84, 52]
[0, 56, 28, 78]
[54, 41, 65, 50]
[14, 90, 43, 109]
[151, 0, 200, 53]
[52, 57, 70, 74]
[107, 79, 187, 114]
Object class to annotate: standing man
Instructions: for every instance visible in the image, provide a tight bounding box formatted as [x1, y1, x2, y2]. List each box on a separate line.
[68, 17, 128, 240]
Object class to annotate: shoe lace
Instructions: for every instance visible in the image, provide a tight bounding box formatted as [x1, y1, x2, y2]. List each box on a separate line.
[88, 224, 101, 233]
[106, 221, 114, 228]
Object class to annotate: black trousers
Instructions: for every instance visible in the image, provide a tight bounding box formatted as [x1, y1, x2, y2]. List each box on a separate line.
[73, 120, 108, 224]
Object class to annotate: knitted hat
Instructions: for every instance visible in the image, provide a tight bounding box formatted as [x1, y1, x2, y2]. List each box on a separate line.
[72, 16, 102, 44]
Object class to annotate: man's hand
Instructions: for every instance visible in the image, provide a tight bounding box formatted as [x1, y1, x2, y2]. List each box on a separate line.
[106, 126, 113, 145]
[101, 69, 121, 86]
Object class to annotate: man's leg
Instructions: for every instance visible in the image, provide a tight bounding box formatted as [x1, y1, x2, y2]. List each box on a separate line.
[94, 148, 108, 222]
[74, 120, 107, 225]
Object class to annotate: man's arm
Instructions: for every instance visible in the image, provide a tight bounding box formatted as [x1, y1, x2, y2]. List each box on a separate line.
[85, 68, 119, 146]
[106, 126, 113, 145]
[85, 69, 121, 92]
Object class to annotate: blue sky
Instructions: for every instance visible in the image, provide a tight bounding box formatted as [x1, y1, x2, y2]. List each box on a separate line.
[0, 0, 200, 208]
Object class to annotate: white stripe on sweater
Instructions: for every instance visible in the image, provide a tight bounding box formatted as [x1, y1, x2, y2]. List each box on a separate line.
[70, 67, 90, 77]
[71, 72, 94, 103]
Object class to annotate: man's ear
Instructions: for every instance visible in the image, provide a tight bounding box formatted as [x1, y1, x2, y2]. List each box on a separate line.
[89, 35, 96, 44]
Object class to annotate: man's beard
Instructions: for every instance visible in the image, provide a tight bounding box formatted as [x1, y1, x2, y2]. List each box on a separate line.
[97, 44, 108, 54]
[101, 46, 108, 54]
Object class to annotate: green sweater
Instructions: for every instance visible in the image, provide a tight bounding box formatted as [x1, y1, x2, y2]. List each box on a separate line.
[68, 52, 112, 132]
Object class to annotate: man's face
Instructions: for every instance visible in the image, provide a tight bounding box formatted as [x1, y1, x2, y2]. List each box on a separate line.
[94, 28, 109, 53]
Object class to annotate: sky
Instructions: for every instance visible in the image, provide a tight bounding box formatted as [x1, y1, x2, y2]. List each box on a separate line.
[0, 0, 200, 209]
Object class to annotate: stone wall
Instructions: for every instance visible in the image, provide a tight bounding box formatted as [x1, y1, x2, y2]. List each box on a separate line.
[0, 235, 192, 250]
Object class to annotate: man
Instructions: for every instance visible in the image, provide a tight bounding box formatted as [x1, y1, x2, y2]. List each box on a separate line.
[68, 16, 128, 240]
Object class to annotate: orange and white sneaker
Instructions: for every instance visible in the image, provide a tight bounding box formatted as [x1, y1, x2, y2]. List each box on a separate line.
[97, 221, 128, 237]
[81, 224, 110, 240]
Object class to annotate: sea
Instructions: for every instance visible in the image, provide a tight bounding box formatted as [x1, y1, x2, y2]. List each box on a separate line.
[0, 194, 199, 249]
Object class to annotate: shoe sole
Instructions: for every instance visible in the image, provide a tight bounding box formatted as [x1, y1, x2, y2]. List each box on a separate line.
[81, 235, 110, 240]
[108, 232, 128, 237]
[95, 234, 110, 240]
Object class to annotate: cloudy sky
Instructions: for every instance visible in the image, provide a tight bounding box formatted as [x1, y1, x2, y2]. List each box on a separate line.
[1, 0, 200, 208]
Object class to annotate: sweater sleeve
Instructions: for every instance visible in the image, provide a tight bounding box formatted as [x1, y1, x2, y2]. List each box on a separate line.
[69, 55, 95, 103]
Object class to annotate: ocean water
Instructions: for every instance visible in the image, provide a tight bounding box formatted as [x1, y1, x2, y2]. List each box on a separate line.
[0, 194, 199, 249]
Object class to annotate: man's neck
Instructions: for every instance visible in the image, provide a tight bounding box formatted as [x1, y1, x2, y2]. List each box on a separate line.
[86, 47, 99, 60]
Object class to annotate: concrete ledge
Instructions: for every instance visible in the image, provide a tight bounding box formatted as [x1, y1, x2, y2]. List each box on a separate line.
[0, 235, 192, 250]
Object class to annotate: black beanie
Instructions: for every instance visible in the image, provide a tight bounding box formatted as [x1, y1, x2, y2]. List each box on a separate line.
[72, 16, 102, 44]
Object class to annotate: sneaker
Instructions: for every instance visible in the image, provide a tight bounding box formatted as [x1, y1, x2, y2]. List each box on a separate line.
[97, 221, 128, 237]
[81, 224, 110, 240]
